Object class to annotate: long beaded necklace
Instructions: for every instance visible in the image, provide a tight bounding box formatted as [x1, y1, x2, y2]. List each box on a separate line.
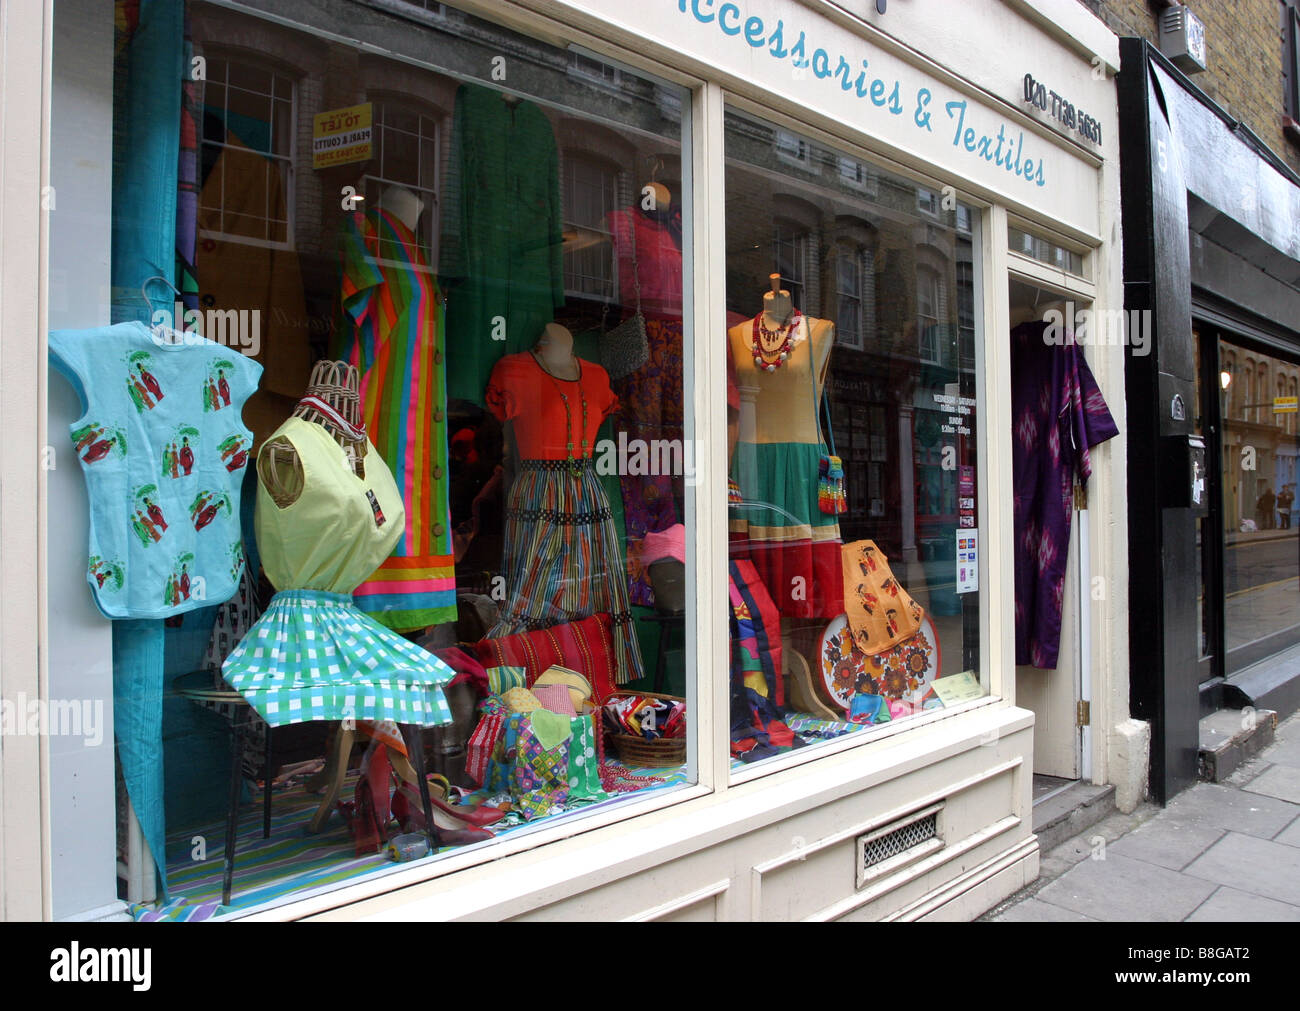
[751, 311, 802, 372]
[532, 350, 589, 475]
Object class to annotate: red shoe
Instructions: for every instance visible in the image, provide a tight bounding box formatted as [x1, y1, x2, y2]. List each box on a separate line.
[392, 783, 495, 843]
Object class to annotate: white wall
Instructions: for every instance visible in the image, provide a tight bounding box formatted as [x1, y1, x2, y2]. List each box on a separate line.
[47, 0, 120, 920]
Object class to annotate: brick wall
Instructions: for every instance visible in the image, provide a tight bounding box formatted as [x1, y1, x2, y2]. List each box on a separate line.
[1078, 0, 1300, 175]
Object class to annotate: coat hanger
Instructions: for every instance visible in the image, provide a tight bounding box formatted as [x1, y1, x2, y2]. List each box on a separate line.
[142, 275, 186, 345]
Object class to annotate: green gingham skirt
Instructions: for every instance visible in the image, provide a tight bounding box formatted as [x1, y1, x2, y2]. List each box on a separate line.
[222, 589, 453, 728]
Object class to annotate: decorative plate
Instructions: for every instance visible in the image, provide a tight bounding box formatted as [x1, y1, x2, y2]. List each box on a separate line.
[819, 613, 942, 711]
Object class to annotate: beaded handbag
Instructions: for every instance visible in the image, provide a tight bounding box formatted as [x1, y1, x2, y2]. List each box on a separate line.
[817, 394, 848, 515]
[602, 209, 649, 380]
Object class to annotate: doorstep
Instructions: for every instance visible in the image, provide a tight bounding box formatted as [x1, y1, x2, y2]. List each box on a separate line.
[1197, 707, 1278, 783]
[1222, 641, 1300, 722]
[1031, 779, 1116, 854]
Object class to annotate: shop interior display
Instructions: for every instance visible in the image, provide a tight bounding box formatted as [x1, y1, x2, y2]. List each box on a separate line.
[57, 0, 990, 921]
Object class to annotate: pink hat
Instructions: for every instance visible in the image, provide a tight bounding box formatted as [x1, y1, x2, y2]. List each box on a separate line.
[641, 523, 686, 567]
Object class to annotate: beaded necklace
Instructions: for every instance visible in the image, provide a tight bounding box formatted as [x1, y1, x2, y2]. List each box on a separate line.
[751, 311, 802, 372]
[531, 350, 589, 475]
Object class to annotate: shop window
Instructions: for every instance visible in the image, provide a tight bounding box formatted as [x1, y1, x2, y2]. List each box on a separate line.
[62, 0, 692, 922]
[1217, 337, 1300, 671]
[916, 187, 939, 216]
[198, 55, 296, 246]
[1008, 225, 1085, 278]
[561, 153, 621, 300]
[362, 99, 441, 261]
[724, 108, 986, 775]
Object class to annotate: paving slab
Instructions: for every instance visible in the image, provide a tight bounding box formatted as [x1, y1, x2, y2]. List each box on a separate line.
[1273, 815, 1300, 847]
[993, 897, 1098, 922]
[1260, 733, 1300, 769]
[1182, 831, 1300, 906]
[1163, 781, 1298, 838]
[1185, 886, 1300, 922]
[1034, 852, 1217, 921]
[1108, 818, 1227, 871]
[1241, 764, 1300, 805]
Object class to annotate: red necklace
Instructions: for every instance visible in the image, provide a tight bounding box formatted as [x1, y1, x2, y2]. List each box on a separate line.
[751, 312, 801, 372]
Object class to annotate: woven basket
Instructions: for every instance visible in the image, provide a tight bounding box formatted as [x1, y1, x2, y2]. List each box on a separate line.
[604, 691, 686, 767]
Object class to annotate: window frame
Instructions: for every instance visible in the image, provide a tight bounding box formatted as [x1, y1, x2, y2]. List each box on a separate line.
[196, 52, 299, 251]
[361, 95, 443, 263]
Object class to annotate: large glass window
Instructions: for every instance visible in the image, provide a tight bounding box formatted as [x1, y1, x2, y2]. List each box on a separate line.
[723, 110, 986, 773]
[54, 0, 692, 921]
[1218, 337, 1300, 670]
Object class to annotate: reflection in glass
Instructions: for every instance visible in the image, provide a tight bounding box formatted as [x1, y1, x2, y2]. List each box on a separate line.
[724, 110, 984, 771]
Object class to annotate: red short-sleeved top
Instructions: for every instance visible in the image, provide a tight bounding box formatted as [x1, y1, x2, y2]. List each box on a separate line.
[485, 351, 618, 460]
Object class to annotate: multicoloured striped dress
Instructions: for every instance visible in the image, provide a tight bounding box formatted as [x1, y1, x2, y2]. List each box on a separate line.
[336, 208, 456, 632]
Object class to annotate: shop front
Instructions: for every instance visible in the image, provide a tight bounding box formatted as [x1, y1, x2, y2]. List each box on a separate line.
[1118, 38, 1300, 804]
[2, 0, 1131, 921]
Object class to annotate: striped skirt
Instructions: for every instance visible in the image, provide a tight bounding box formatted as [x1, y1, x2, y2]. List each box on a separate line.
[489, 460, 644, 684]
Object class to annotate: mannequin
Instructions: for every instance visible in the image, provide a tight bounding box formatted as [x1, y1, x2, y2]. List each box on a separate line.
[484, 322, 646, 682]
[727, 275, 836, 444]
[532, 321, 580, 379]
[260, 360, 365, 508]
[642, 180, 672, 215]
[257, 359, 431, 831]
[379, 184, 424, 233]
[727, 277, 843, 625]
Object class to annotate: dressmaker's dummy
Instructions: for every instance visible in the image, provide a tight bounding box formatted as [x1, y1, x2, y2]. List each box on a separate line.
[259, 360, 427, 830]
[261, 361, 366, 503]
[727, 275, 835, 452]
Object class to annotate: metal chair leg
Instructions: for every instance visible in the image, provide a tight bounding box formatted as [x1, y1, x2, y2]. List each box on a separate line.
[408, 724, 442, 853]
[222, 712, 247, 907]
[263, 722, 274, 839]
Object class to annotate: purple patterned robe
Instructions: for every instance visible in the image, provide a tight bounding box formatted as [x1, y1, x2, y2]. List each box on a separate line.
[1011, 322, 1119, 668]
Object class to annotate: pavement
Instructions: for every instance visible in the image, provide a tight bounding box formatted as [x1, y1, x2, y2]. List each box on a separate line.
[985, 710, 1300, 922]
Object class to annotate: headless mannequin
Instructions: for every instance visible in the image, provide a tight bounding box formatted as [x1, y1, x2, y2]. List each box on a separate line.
[256, 361, 425, 828]
[727, 275, 836, 445]
[728, 277, 839, 719]
[531, 321, 580, 379]
[379, 184, 424, 233]
[642, 181, 671, 216]
[260, 360, 366, 508]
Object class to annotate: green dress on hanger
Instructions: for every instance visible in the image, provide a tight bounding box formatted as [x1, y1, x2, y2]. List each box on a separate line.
[439, 82, 565, 405]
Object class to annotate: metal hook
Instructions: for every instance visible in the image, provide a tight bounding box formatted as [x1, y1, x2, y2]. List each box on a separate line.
[141, 275, 180, 312]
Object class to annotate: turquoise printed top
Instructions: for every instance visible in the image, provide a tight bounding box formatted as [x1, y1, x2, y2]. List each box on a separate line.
[49, 322, 263, 619]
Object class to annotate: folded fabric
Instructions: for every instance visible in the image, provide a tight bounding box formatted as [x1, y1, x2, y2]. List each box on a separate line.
[533, 682, 577, 716]
[465, 696, 508, 787]
[848, 692, 892, 725]
[433, 646, 490, 697]
[842, 540, 924, 657]
[475, 613, 619, 703]
[502, 686, 543, 714]
[487, 665, 528, 695]
[534, 665, 592, 712]
[530, 708, 573, 750]
[641, 523, 686, 566]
